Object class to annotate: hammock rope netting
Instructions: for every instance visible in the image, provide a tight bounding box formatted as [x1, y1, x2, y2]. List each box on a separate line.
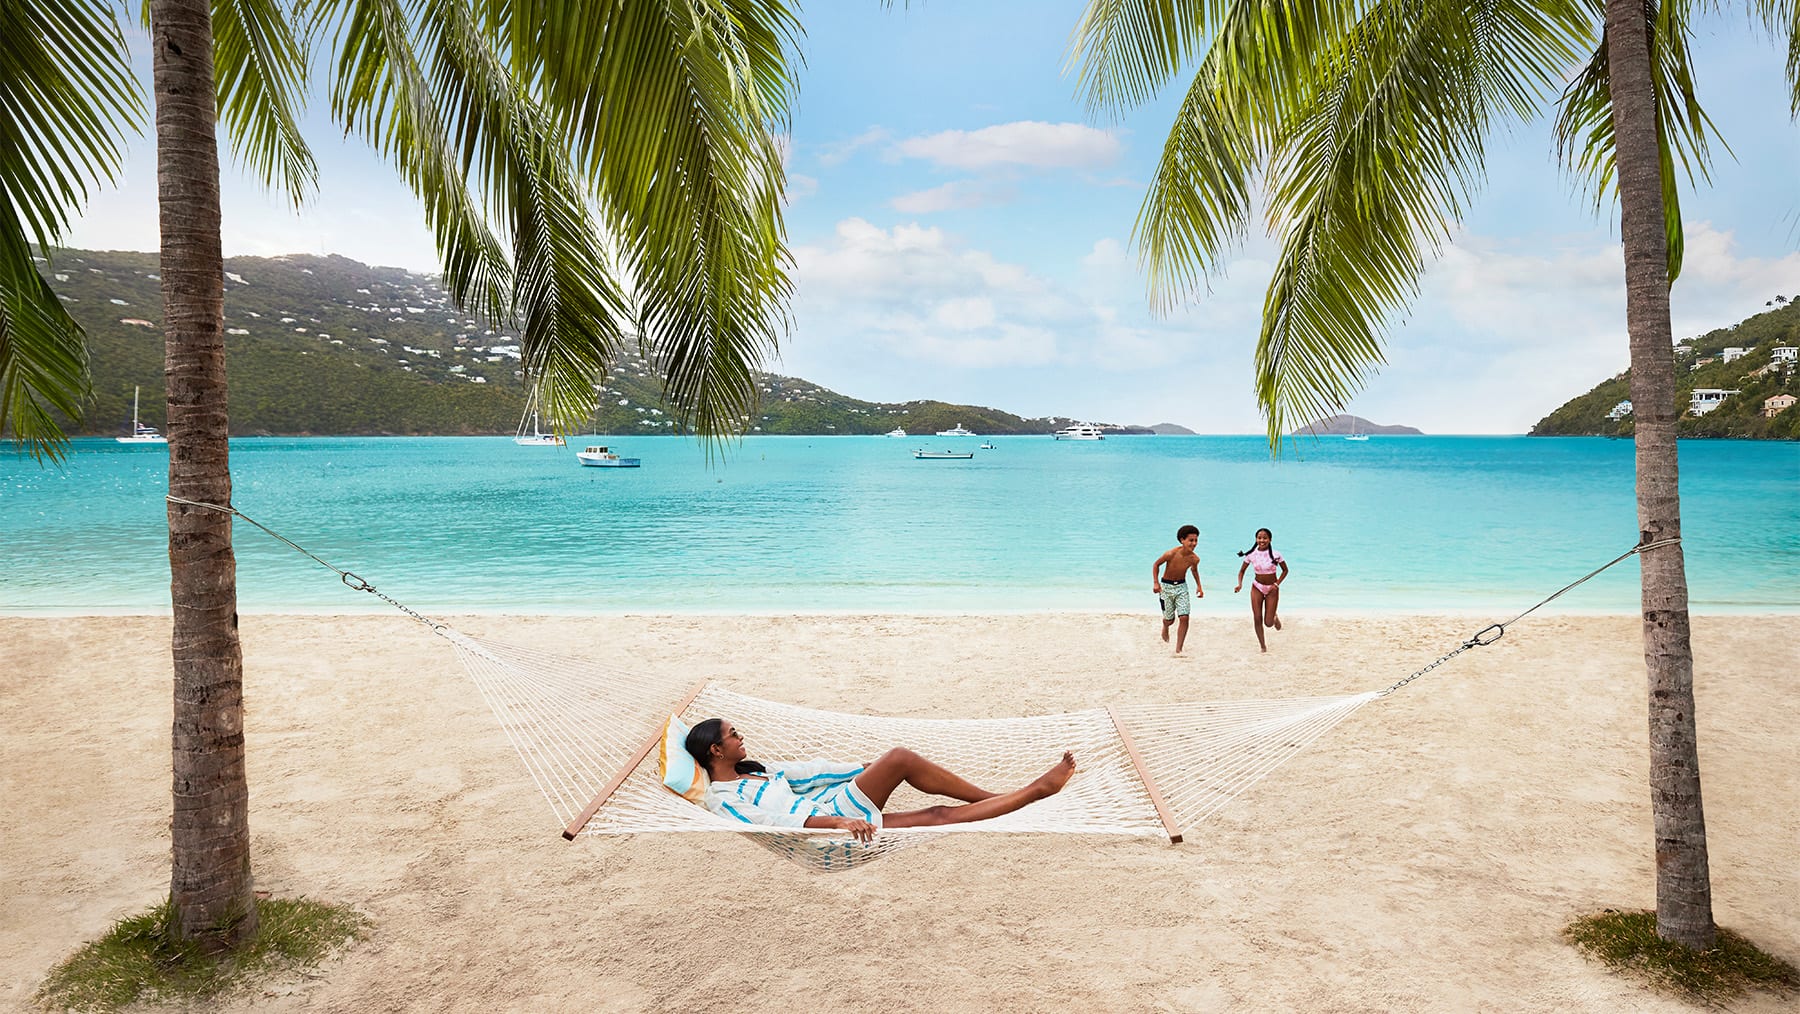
[450, 630, 1376, 870]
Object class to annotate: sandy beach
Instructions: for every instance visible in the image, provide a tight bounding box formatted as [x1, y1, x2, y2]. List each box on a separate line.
[3, 611, 1795, 1012]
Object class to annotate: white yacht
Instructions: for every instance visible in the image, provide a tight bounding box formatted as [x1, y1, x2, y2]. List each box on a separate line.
[115, 387, 167, 444]
[514, 389, 565, 446]
[885, 427, 907, 438]
[936, 423, 977, 437]
[1052, 424, 1105, 441]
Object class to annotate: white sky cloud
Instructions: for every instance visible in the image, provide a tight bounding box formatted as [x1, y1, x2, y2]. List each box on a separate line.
[889, 180, 1014, 213]
[892, 121, 1123, 171]
[816, 127, 892, 167]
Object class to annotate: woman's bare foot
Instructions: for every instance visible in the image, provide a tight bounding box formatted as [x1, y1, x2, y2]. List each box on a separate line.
[1030, 752, 1077, 798]
[1272, 615, 1282, 631]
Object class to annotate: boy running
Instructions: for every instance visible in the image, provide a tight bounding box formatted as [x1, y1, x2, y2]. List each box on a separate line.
[1152, 524, 1204, 653]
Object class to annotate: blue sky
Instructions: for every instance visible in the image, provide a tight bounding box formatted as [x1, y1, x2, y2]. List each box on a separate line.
[64, 2, 1800, 433]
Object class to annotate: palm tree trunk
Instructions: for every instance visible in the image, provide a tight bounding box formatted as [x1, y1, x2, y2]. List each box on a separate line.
[1601, 0, 1713, 950]
[150, 0, 258, 948]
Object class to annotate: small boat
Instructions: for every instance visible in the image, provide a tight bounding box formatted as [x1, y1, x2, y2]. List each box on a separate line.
[577, 446, 641, 467]
[913, 449, 974, 460]
[116, 386, 167, 444]
[514, 389, 565, 446]
[1345, 416, 1369, 441]
[936, 423, 977, 437]
[1052, 424, 1105, 441]
[979, 442, 996, 450]
[885, 427, 908, 438]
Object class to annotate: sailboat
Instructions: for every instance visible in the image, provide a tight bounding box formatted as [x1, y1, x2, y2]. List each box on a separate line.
[116, 387, 167, 444]
[1344, 414, 1369, 441]
[514, 389, 565, 446]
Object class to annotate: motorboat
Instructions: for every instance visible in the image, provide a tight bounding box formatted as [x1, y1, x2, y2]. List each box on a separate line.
[913, 449, 974, 460]
[115, 386, 167, 444]
[1052, 424, 1105, 440]
[885, 427, 907, 438]
[978, 442, 996, 450]
[935, 423, 977, 437]
[577, 446, 641, 467]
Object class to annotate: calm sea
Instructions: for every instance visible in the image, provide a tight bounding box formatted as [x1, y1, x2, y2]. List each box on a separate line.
[2, 435, 1795, 616]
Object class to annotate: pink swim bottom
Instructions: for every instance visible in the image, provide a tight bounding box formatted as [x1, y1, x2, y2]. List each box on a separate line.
[1251, 577, 1279, 595]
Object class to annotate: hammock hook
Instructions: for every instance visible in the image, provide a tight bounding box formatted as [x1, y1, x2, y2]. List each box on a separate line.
[1464, 624, 1505, 648]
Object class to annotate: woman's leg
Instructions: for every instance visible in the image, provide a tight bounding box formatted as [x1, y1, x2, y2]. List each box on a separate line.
[881, 753, 1077, 829]
[1249, 586, 1268, 652]
[1263, 585, 1281, 630]
[853, 747, 998, 808]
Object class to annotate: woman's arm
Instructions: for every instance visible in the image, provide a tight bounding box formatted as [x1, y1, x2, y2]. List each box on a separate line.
[1234, 559, 1248, 591]
[1277, 560, 1290, 584]
[806, 815, 877, 841]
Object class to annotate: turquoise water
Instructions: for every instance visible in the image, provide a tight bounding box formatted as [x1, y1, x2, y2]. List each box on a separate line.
[2, 435, 1795, 615]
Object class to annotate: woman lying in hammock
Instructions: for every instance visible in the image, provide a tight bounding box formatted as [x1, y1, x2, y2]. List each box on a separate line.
[685, 718, 1077, 842]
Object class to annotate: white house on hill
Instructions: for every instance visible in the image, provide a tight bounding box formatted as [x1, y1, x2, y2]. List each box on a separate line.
[1606, 400, 1633, 420]
[1773, 346, 1797, 363]
[1721, 347, 1746, 363]
[1689, 388, 1740, 415]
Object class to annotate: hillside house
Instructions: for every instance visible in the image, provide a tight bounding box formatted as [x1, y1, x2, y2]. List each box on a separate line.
[1606, 400, 1633, 420]
[1764, 394, 1796, 418]
[1721, 347, 1746, 363]
[1773, 346, 1797, 363]
[1689, 388, 1740, 415]
[1691, 357, 1716, 371]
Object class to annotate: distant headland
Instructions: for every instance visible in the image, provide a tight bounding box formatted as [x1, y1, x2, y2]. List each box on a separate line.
[1289, 414, 1423, 436]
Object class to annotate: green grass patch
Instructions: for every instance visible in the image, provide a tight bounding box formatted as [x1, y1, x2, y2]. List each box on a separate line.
[1564, 909, 1799, 1003]
[35, 897, 368, 1012]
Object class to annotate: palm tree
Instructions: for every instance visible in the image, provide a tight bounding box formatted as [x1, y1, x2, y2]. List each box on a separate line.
[1071, 0, 1798, 949]
[0, 0, 141, 462]
[139, 0, 800, 949]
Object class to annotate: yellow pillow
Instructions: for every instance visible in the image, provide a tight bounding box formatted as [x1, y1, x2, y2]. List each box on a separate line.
[658, 714, 708, 804]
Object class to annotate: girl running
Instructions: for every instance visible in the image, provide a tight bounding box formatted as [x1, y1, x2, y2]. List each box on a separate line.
[1233, 528, 1289, 652]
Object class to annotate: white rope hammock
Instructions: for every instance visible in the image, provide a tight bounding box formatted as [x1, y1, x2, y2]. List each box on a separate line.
[165, 496, 1675, 873]
[449, 629, 1377, 870]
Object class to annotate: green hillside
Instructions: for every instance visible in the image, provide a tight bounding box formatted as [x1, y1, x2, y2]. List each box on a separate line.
[38, 248, 1152, 438]
[1530, 298, 1800, 439]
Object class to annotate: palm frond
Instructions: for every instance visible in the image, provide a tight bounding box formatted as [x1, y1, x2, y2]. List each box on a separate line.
[1247, 0, 1591, 445]
[212, 0, 318, 202]
[314, 0, 512, 322]
[317, 0, 798, 442]
[1132, 56, 1259, 309]
[0, 238, 90, 464]
[506, 0, 799, 439]
[1068, 0, 1223, 116]
[0, 0, 142, 248]
[1749, 0, 1798, 115]
[416, 0, 637, 430]
[0, 0, 141, 456]
[1553, 0, 1728, 282]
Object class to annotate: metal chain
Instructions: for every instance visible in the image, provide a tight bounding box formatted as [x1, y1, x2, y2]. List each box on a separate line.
[164, 495, 448, 635]
[1375, 536, 1682, 697]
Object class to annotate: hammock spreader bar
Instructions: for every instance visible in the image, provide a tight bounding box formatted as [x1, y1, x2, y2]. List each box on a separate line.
[1107, 706, 1183, 844]
[562, 678, 710, 840]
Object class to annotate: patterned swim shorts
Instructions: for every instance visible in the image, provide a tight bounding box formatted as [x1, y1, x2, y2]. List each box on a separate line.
[1159, 580, 1190, 620]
